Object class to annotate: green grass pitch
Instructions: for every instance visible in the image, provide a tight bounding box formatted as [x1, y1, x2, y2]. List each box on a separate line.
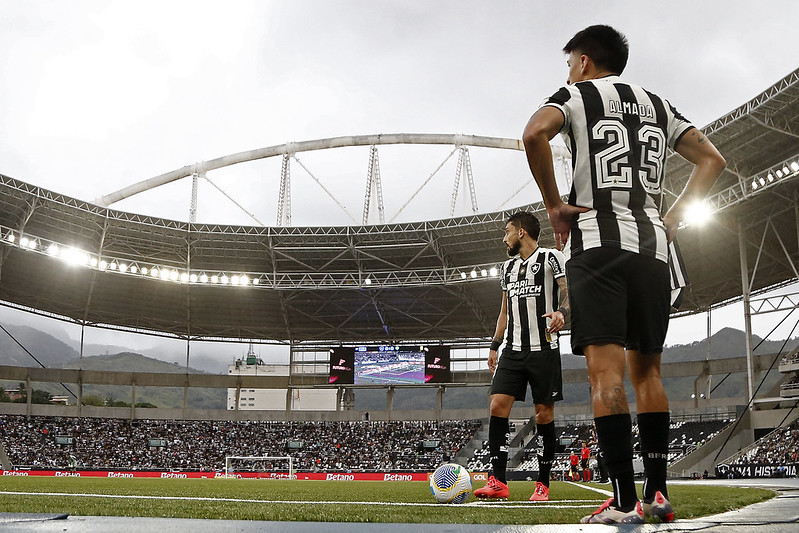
[0, 477, 774, 524]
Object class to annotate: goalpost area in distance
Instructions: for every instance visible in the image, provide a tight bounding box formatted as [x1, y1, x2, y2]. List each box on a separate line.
[223, 456, 295, 479]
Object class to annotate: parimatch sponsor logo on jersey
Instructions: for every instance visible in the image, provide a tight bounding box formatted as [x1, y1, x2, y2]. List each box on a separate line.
[507, 279, 542, 299]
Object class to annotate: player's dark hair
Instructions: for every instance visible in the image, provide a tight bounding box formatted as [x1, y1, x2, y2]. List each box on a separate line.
[507, 211, 540, 241]
[563, 25, 629, 75]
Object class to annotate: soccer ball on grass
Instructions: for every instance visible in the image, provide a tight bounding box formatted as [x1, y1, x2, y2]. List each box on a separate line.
[429, 463, 472, 503]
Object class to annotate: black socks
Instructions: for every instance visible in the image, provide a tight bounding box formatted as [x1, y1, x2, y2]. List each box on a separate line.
[536, 421, 556, 487]
[488, 415, 510, 484]
[594, 414, 637, 512]
[638, 411, 670, 502]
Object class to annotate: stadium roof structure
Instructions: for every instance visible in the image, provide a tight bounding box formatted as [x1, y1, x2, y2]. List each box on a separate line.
[0, 67, 798, 345]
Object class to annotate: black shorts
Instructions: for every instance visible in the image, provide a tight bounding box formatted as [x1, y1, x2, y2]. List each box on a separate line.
[567, 248, 670, 356]
[580, 458, 589, 469]
[490, 346, 563, 404]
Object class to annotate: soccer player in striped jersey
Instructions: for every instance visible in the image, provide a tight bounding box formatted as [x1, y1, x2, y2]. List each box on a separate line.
[523, 25, 726, 524]
[474, 211, 568, 502]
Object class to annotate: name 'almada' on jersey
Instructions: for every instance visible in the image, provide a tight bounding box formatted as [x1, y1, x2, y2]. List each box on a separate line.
[608, 99, 655, 118]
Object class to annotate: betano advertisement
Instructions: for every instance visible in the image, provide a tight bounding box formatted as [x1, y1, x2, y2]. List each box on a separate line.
[1, 469, 488, 482]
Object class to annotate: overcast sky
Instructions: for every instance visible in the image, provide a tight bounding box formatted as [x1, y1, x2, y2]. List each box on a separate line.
[1, 1, 798, 370]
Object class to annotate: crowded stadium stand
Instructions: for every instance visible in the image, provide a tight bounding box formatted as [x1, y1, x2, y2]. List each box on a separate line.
[0, 415, 481, 472]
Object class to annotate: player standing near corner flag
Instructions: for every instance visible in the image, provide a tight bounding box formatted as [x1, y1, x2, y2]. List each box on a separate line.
[523, 25, 726, 524]
[474, 211, 568, 502]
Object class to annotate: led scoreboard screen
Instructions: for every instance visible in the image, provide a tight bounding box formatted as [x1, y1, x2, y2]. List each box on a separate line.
[329, 345, 450, 385]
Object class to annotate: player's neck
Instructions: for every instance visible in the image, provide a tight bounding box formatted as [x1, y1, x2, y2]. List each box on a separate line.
[519, 242, 538, 261]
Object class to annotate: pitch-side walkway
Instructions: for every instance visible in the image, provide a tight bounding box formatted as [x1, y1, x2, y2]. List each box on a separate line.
[0, 479, 797, 532]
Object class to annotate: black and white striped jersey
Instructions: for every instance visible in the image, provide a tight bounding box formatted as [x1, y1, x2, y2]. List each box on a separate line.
[500, 247, 566, 351]
[541, 76, 695, 263]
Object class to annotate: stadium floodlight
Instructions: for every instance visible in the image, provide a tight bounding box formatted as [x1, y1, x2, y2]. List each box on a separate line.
[109, 262, 118, 271]
[211, 275, 219, 283]
[189, 273, 198, 283]
[791, 161, 799, 172]
[752, 179, 758, 190]
[460, 272, 467, 279]
[159, 269, 169, 280]
[364, 277, 372, 285]
[119, 263, 128, 273]
[200, 273, 208, 283]
[47, 244, 59, 256]
[221, 275, 229, 284]
[140, 266, 148, 275]
[130, 265, 137, 274]
[63, 247, 90, 266]
[776, 169, 784, 178]
[231, 275, 240, 285]
[783, 166, 790, 175]
[470, 270, 477, 279]
[252, 277, 259, 285]
[768, 173, 775, 182]
[759, 177, 766, 187]
[489, 266, 498, 277]
[169, 270, 179, 282]
[99, 260, 108, 271]
[5, 232, 14, 243]
[19, 237, 29, 248]
[240, 275, 249, 285]
[90, 257, 98, 267]
[150, 268, 159, 278]
[684, 201, 713, 227]
[481, 269, 487, 277]
[180, 272, 189, 283]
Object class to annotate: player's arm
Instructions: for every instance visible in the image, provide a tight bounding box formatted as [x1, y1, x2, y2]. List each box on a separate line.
[542, 276, 569, 333]
[488, 292, 508, 373]
[663, 128, 726, 242]
[523, 107, 589, 250]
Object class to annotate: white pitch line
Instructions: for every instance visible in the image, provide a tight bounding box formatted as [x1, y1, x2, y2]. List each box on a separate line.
[564, 481, 614, 497]
[0, 491, 601, 509]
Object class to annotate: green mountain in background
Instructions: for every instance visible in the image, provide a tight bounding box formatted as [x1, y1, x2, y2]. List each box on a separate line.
[0, 326, 225, 409]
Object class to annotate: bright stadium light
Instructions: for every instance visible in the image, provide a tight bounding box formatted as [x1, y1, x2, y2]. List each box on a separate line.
[231, 275, 240, 285]
[19, 237, 29, 248]
[767, 173, 774, 182]
[200, 273, 208, 283]
[252, 277, 259, 285]
[792, 161, 799, 172]
[776, 169, 784, 178]
[109, 262, 118, 271]
[759, 177, 766, 187]
[99, 260, 108, 271]
[5, 232, 14, 243]
[150, 268, 159, 278]
[89, 257, 98, 267]
[240, 275, 249, 285]
[220, 275, 229, 284]
[211, 275, 219, 284]
[470, 270, 477, 279]
[180, 272, 189, 283]
[47, 244, 59, 256]
[63, 247, 90, 266]
[684, 201, 713, 226]
[169, 270, 179, 282]
[130, 265, 138, 274]
[489, 267, 498, 277]
[189, 273, 198, 283]
[140, 267, 148, 275]
[364, 277, 372, 285]
[783, 166, 790, 175]
[460, 272, 467, 279]
[160, 269, 169, 280]
[119, 263, 128, 273]
[481, 269, 487, 277]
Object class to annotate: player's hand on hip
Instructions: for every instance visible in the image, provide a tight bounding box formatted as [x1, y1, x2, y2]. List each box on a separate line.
[547, 203, 589, 250]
